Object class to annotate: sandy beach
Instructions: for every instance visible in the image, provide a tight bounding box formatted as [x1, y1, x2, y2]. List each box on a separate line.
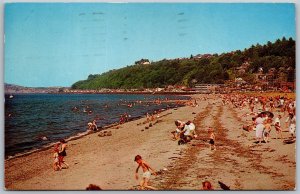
[5, 94, 296, 190]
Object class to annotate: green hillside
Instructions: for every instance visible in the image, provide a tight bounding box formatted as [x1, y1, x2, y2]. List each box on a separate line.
[71, 37, 295, 90]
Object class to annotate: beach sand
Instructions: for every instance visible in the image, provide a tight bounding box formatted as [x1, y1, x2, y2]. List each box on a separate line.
[5, 95, 296, 190]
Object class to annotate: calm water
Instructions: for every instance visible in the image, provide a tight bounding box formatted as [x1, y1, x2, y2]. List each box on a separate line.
[5, 93, 189, 158]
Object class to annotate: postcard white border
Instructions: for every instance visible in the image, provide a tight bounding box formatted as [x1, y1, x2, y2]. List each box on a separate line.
[0, 0, 298, 193]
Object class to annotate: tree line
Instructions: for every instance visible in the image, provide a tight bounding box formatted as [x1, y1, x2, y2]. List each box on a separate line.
[71, 37, 295, 90]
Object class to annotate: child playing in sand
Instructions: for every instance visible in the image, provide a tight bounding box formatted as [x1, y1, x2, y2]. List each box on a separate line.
[171, 120, 184, 140]
[53, 144, 62, 171]
[134, 155, 157, 190]
[208, 128, 216, 151]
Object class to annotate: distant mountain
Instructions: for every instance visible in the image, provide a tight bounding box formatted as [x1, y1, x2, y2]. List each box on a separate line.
[71, 37, 295, 90]
[5, 83, 68, 94]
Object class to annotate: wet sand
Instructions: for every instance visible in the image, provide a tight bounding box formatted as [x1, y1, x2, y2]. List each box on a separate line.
[5, 95, 296, 190]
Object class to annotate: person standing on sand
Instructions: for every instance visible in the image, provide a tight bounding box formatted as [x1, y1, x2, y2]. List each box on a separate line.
[274, 115, 283, 139]
[249, 99, 255, 114]
[261, 97, 266, 111]
[269, 97, 275, 111]
[58, 139, 69, 169]
[263, 118, 272, 143]
[146, 113, 151, 123]
[279, 97, 285, 114]
[53, 144, 62, 171]
[208, 128, 216, 151]
[255, 114, 265, 143]
[285, 113, 296, 138]
[134, 155, 157, 190]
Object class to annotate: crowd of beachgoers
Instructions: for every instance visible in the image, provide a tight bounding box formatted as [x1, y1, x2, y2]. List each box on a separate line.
[48, 93, 295, 190]
[222, 94, 296, 143]
[53, 97, 190, 167]
[84, 97, 192, 132]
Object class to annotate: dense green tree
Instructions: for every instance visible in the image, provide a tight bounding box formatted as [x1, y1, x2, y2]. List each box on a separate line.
[71, 37, 295, 89]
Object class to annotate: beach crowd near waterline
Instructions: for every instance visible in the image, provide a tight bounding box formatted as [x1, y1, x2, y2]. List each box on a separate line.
[5, 94, 190, 158]
[5, 93, 296, 190]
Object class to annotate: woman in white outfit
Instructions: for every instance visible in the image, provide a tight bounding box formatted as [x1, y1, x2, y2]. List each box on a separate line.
[255, 114, 265, 143]
[286, 113, 296, 138]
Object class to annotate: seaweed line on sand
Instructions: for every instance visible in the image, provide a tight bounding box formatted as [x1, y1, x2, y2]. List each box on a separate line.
[154, 103, 213, 190]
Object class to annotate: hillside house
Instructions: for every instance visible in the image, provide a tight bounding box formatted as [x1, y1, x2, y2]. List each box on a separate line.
[135, 59, 150, 65]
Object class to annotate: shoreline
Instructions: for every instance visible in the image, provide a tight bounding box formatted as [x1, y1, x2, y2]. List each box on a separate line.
[6, 89, 295, 96]
[5, 95, 201, 190]
[5, 93, 192, 160]
[6, 91, 199, 95]
[5, 122, 120, 161]
[5, 94, 296, 190]
[5, 102, 186, 161]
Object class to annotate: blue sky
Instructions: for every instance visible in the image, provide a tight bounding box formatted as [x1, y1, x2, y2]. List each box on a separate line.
[4, 3, 295, 87]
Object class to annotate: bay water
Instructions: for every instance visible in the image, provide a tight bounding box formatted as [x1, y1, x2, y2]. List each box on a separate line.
[5, 93, 189, 158]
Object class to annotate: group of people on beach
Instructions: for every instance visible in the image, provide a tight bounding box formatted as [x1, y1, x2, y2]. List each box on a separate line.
[172, 119, 216, 150]
[134, 116, 219, 190]
[172, 120, 197, 144]
[135, 93, 297, 190]
[119, 113, 131, 124]
[132, 98, 201, 190]
[53, 139, 69, 171]
[80, 96, 188, 132]
[53, 93, 296, 190]
[146, 110, 162, 122]
[87, 120, 98, 131]
[222, 94, 296, 143]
